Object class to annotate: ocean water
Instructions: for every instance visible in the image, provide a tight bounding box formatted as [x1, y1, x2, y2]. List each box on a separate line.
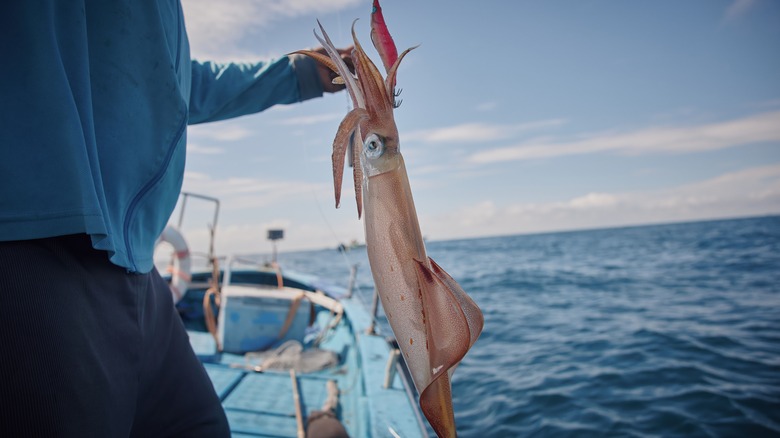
[276, 216, 780, 437]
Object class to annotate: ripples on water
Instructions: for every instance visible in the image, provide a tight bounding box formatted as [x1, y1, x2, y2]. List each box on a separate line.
[277, 216, 780, 437]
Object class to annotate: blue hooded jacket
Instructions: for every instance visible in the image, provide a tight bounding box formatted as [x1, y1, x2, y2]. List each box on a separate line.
[0, 1, 324, 272]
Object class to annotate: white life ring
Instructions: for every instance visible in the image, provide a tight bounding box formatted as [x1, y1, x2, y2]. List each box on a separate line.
[156, 225, 192, 303]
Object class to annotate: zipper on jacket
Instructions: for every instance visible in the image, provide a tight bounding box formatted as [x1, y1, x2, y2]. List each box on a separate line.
[123, 115, 187, 272]
[174, 0, 182, 72]
[123, 2, 187, 272]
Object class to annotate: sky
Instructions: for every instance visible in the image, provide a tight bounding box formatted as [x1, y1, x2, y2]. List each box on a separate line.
[172, 0, 780, 257]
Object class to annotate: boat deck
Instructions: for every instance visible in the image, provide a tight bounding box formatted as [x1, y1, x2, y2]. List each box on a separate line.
[186, 297, 426, 437]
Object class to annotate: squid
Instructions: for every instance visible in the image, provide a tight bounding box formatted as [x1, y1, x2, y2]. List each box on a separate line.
[295, 1, 483, 436]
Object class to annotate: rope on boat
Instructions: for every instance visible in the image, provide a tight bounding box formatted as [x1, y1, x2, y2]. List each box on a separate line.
[203, 255, 222, 351]
[277, 293, 306, 341]
[270, 260, 284, 289]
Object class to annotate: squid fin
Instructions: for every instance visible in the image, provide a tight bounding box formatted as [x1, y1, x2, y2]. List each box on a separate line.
[428, 257, 484, 348]
[420, 372, 456, 438]
[413, 257, 483, 438]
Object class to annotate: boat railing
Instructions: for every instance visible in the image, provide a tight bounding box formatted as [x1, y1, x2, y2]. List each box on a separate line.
[176, 191, 220, 262]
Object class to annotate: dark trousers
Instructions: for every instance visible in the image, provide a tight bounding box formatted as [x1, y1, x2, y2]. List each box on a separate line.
[0, 234, 229, 437]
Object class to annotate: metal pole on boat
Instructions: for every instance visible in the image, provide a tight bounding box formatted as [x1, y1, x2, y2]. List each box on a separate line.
[366, 288, 380, 335]
[177, 192, 220, 232]
[176, 191, 221, 270]
[268, 229, 284, 264]
[346, 263, 358, 298]
[383, 348, 400, 388]
[177, 193, 188, 228]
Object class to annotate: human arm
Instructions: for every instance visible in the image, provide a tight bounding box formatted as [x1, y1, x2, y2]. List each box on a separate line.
[188, 47, 353, 125]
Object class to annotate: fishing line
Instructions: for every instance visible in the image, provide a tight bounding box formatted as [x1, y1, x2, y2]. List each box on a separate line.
[302, 9, 360, 286]
[337, 10, 352, 114]
[301, 140, 366, 301]
[337, 9, 343, 47]
[300, 135, 380, 337]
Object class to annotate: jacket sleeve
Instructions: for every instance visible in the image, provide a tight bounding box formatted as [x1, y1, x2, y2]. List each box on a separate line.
[188, 54, 324, 125]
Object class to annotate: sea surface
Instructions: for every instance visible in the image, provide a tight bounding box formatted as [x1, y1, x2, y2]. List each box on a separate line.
[275, 216, 780, 437]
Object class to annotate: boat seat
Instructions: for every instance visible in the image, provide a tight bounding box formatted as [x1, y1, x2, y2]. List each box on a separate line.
[218, 285, 314, 354]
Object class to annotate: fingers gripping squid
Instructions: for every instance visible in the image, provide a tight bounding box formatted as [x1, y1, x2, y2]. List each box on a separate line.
[295, 2, 484, 436]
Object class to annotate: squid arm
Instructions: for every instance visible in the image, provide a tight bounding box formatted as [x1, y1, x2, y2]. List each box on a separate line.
[330, 108, 367, 211]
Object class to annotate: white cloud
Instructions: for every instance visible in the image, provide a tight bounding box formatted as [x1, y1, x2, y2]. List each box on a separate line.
[451, 200, 498, 228]
[184, 123, 252, 154]
[568, 193, 619, 209]
[475, 101, 498, 112]
[406, 123, 511, 143]
[169, 217, 364, 257]
[468, 111, 780, 164]
[169, 172, 363, 255]
[277, 112, 342, 126]
[189, 124, 254, 141]
[724, 0, 756, 21]
[182, 0, 362, 60]
[405, 119, 566, 144]
[187, 143, 225, 155]
[181, 171, 326, 209]
[747, 98, 780, 110]
[169, 164, 780, 255]
[421, 164, 780, 241]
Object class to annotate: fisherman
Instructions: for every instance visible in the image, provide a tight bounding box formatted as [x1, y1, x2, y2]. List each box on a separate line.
[0, 2, 352, 436]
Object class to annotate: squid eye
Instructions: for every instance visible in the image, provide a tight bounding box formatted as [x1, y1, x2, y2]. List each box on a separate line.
[363, 133, 385, 159]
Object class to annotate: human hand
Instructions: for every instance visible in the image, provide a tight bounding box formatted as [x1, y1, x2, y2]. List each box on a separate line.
[313, 46, 354, 93]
